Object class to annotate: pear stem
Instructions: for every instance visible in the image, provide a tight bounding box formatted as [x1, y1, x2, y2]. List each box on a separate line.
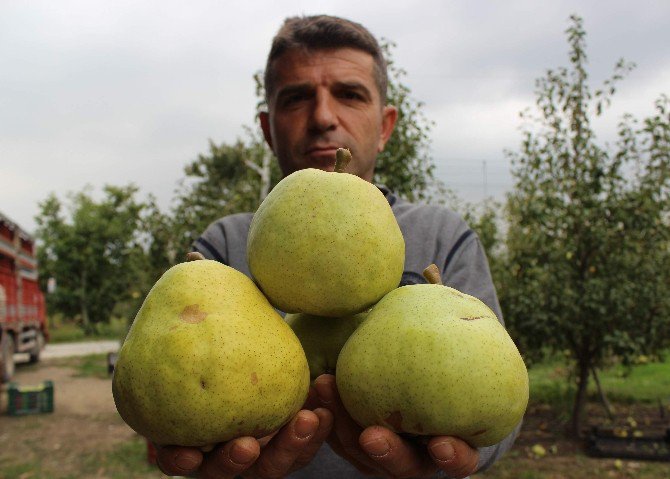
[335, 148, 352, 172]
[422, 264, 443, 285]
[186, 251, 206, 261]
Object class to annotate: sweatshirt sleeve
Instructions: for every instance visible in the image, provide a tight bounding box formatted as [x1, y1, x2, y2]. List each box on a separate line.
[190, 214, 254, 278]
[442, 233, 523, 474]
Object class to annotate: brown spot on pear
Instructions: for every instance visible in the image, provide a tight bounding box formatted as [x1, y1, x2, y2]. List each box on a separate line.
[179, 304, 207, 324]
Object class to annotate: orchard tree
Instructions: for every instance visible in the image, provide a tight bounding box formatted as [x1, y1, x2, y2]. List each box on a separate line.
[503, 15, 670, 435]
[35, 185, 148, 334]
[170, 128, 280, 257]
[137, 196, 177, 285]
[463, 199, 506, 293]
[373, 40, 444, 202]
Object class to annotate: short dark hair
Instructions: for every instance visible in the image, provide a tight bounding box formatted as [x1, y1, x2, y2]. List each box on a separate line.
[264, 15, 388, 105]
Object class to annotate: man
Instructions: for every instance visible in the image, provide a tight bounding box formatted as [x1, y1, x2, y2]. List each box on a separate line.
[157, 14, 521, 479]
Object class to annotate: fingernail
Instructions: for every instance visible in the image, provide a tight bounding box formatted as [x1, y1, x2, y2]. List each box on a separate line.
[314, 377, 334, 405]
[230, 445, 257, 465]
[294, 414, 315, 439]
[175, 452, 199, 470]
[362, 437, 390, 457]
[431, 441, 455, 462]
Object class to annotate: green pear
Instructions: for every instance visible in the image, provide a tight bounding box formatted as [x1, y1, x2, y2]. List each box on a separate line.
[336, 265, 528, 447]
[112, 258, 310, 447]
[285, 311, 368, 380]
[247, 149, 405, 317]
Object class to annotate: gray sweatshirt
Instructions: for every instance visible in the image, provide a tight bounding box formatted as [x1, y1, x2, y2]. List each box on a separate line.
[193, 187, 522, 478]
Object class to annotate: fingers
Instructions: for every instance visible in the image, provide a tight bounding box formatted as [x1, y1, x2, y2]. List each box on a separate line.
[359, 426, 436, 478]
[302, 384, 320, 410]
[253, 409, 321, 478]
[313, 375, 372, 463]
[198, 437, 260, 479]
[156, 444, 204, 477]
[358, 430, 480, 479]
[152, 408, 329, 479]
[290, 407, 334, 470]
[427, 436, 480, 479]
[313, 374, 379, 474]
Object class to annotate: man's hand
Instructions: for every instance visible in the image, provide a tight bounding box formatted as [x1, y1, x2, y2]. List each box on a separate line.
[314, 374, 479, 479]
[155, 406, 333, 478]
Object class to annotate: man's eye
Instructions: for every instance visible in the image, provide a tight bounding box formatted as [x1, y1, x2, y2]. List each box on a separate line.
[283, 93, 308, 105]
[341, 91, 364, 101]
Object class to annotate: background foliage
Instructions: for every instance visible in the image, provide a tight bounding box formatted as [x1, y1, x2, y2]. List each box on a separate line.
[500, 15, 670, 433]
[35, 185, 149, 334]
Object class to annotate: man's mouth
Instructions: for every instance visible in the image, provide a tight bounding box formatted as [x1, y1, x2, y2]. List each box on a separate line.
[306, 146, 339, 156]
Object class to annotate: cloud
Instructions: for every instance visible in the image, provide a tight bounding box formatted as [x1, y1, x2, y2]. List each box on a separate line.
[1, 0, 669, 233]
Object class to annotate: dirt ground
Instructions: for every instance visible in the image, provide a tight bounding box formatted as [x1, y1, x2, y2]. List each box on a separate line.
[1, 357, 669, 479]
[0, 356, 149, 478]
[480, 401, 670, 478]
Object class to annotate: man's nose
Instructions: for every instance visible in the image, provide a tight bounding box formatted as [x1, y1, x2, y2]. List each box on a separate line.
[309, 92, 338, 132]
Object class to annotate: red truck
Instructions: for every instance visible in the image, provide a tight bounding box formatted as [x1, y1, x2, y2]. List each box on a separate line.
[0, 211, 48, 382]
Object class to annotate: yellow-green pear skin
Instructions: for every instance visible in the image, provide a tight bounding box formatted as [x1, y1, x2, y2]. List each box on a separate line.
[336, 285, 529, 447]
[112, 260, 310, 447]
[247, 168, 405, 317]
[285, 311, 368, 380]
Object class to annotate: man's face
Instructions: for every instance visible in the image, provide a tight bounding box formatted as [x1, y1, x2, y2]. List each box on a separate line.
[260, 48, 397, 181]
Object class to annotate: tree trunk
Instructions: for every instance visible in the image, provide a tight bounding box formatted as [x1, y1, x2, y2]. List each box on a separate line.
[591, 366, 614, 420]
[245, 150, 272, 203]
[571, 357, 590, 437]
[80, 269, 91, 334]
[258, 150, 272, 202]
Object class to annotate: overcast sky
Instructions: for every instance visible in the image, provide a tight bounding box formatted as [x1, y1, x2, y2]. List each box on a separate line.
[2, 0, 669, 234]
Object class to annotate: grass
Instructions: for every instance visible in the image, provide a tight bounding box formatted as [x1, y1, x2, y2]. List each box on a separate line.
[599, 360, 670, 403]
[50, 353, 111, 379]
[0, 462, 39, 479]
[527, 354, 670, 410]
[48, 316, 129, 343]
[0, 436, 163, 479]
[78, 435, 163, 479]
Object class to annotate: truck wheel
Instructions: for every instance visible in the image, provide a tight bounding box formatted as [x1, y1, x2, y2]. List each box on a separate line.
[1, 334, 16, 383]
[29, 330, 45, 363]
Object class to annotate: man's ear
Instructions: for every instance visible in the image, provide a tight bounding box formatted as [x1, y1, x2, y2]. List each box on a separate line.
[377, 105, 398, 152]
[259, 111, 274, 150]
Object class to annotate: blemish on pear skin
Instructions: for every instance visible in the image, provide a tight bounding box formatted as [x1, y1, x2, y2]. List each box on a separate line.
[385, 411, 403, 430]
[180, 304, 207, 324]
[251, 372, 258, 385]
[471, 429, 488, 436]
[200, 379, 206, 389]
[460, 316, 485, 321]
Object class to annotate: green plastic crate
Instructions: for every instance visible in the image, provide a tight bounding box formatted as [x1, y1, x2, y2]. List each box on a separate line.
[7, 380, 54, 416]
